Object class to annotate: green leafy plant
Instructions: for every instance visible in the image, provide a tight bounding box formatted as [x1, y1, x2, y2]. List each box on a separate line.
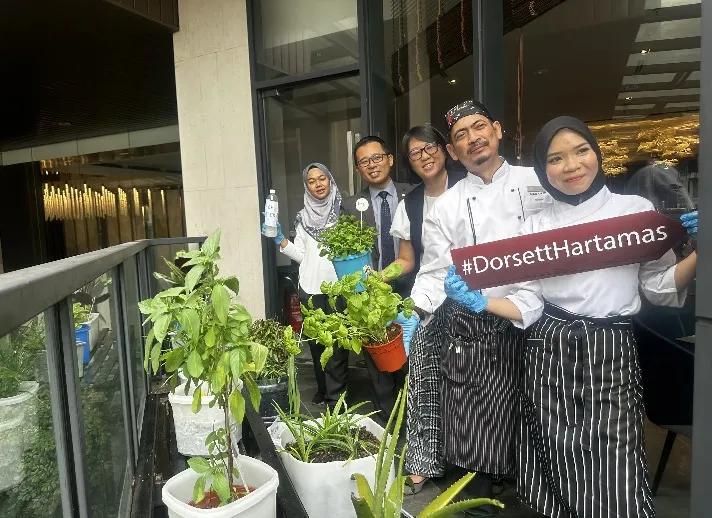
[0, 316, 45, 399]
[301, 264, 414, 368]
[139, 228, 267, 507]
[318, 214, 379, 260]
[249, 319, 300, 381]
[72, 302, 90, 330]
[351, 383, 505, 518]
[274, 392, 380, 463]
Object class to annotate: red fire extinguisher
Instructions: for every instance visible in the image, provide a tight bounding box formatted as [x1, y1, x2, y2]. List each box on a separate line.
[285, 288, 303, 333]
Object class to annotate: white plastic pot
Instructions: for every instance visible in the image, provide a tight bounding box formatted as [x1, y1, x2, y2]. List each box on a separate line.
[269, 416, 394, 518]
[77, 341, 84, 377]
[169, 382, 243, 456]
[85, 313, 101, 351]
[0, 381, 39, 422]
[162, 454, 279, 518]
[0, 415, 25, 491]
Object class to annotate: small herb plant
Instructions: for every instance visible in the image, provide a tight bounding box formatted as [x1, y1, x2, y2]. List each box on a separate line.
[72, 302, 90, 330]
[318, 214, 378, 260]
[140, 228, 268, 507]
[249, 319, 300, 381]
[274, 392, 380, 463]
[0, 317, 45, 399]
[351, 383, 505, 518]
[301, 264, 414, 368]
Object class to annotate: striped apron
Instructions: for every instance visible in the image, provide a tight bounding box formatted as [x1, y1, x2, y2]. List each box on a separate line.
[440, 299, 525, 475]
[405, 316, 446, 477]
[518, 303, 655, 518]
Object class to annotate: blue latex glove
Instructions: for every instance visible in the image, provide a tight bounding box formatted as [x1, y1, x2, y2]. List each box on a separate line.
[680, 210, 698, 237]
[444, 265, 488, 313]
[395, 311, 419, 356]
[261, 218, 284, 245]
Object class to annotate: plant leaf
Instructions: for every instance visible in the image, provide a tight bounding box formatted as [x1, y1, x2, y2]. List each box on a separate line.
[212, 472, 230, 504]
[187, 457, 211, 474]
[224, 276, 240, 295]
[193, 474, 206, 505]
[191, 385, 203, 413]
[229, 348, 246, 380]
[185, 265, 206, 293]
[178, 308, 200, 343]
[422, 498, 505, 518]
[229, 389, 246, 423]
[153, 313, 171, 344]
[201, 228, 222, 256]
[243, 373, 261, 411]
[143, 328, 155, 373]
[351, 474, 375, 508]
[150, 342, 162, 375]
[157, 286, 185, 298]
[162, 348, 185, 372]
[186, 350, 204, 378]
[250, 341, 269, 374]
[211, 284, 230, 324]
[418, 473, 482, 517]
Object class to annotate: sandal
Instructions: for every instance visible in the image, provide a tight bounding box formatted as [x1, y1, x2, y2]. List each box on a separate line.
[404, 476, 429, 495]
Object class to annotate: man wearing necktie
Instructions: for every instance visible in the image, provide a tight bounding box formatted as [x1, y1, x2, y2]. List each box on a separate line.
[342, 135, 413, 421]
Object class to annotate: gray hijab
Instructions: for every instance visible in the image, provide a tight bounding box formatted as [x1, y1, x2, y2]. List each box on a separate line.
[295, 162, 341, 240]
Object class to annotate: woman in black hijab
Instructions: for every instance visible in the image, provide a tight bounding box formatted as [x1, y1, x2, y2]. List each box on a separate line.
[444, 116, 698, 517]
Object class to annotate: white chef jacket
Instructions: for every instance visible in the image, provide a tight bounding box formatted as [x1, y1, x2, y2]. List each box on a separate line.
[390, 193, 439, 244]
[506, 187, 687, 329]
[280, 223, 338, 295]
[411, 160, 551, 315]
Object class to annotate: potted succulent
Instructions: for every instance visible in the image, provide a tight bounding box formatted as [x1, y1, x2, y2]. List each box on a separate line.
[269, 393, 392, 518]
[249, 319, 300, 422]
[318, 214, 378, 285]
[140, 229, 279, 516]
[301, 264, 414, 373]
[351, 384, 505, 518]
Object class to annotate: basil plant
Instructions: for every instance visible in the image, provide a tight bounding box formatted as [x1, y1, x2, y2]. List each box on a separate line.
[140, 228, 268, 506]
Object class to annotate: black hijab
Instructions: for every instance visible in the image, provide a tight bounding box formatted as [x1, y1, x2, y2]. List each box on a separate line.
[533, 116, 606, 206]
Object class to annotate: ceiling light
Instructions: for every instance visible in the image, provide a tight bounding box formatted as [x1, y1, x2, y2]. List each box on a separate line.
[448, 79, 457, 84]
[640, 49, 650, 54]
[625, 96, 633, 100]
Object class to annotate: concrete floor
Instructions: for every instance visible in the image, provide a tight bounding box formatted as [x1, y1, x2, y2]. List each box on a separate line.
[294, 349, 692, 517]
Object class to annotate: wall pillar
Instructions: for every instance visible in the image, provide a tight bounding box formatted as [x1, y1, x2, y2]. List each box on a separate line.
[173, 0, 265, 318]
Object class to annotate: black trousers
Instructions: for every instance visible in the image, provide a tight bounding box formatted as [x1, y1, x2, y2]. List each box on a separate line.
[300, 291, 349, 405]
[363, 349, 407, 422]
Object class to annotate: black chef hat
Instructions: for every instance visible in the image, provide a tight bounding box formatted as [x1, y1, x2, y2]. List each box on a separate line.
[445, 100, 494, 133]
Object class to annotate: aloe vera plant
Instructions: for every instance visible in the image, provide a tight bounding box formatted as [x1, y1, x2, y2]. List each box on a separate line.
[350, 381, 505, 518]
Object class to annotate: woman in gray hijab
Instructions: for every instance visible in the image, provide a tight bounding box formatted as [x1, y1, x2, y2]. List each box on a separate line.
[261, 162, 346, 406]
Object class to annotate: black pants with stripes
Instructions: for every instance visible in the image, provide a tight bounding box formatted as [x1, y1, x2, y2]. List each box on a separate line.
[439, 299, 524, 475]
[518, 304, 655, 518]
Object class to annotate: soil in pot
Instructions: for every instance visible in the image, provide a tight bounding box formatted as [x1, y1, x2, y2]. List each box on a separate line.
[365, 324, 400, 347]
[188, 485, 257, 509]
[364, 324, 406, 373]
[287, 428, 381, 463]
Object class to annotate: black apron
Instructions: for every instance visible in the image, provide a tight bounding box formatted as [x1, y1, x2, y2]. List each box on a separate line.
[518, 303, 655, 518]
[438, 299, 524, 475]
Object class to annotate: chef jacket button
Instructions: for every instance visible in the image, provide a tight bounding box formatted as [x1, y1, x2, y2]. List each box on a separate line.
[511, 188, 515, 192]
[518, 216, 522, 219]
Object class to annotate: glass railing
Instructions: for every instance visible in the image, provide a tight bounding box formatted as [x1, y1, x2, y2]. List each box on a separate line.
[0, 237, 205, 518]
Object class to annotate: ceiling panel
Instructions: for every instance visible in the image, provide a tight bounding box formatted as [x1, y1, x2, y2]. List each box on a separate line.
[0, 0, 178, 153]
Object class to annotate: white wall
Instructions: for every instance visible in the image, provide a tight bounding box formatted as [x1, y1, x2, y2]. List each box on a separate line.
[173, 0, 265, 318]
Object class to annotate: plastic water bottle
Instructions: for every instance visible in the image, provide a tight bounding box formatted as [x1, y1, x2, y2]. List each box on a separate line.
[264, 189, 279, 238]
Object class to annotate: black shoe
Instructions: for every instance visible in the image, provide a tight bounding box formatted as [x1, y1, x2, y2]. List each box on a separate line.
[311, 392, 325, 405]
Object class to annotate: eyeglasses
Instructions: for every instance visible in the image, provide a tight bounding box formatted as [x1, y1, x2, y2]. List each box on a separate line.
[408, 142, 440, 161]
[356, 153, 389, 168]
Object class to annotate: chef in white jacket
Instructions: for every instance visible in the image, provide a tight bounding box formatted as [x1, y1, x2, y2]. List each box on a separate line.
[447, 116, 698, 518]
[396, 100, 550, 507]
[260, 163, 346, 407]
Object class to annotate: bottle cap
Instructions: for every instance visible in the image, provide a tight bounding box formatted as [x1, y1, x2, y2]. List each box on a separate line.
[269, 189, 275, 194]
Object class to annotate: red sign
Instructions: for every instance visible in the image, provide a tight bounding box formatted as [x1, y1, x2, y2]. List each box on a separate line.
[450, 211, 687, 290]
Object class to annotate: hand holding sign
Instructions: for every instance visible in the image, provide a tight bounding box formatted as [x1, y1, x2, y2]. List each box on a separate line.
[450, 211, 687, 290]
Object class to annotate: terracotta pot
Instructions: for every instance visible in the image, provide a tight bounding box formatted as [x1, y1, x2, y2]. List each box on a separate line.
[363, 324, 406, 372]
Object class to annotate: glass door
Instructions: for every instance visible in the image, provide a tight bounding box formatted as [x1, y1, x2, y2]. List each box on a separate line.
[261, 76, 361, 267]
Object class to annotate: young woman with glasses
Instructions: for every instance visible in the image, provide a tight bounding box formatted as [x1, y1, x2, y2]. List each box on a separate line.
[385, 124, 466, 494]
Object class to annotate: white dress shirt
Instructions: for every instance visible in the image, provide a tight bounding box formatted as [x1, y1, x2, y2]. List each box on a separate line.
[369, 181, 400, 269]
[411, 160, 551, 315]
[390, 194, 439, 247]
[506, 187, 686, 329]
[280, 223, 338, 295]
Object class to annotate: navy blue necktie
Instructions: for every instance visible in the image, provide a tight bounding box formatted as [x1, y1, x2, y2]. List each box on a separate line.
[378, 191, 395, 269]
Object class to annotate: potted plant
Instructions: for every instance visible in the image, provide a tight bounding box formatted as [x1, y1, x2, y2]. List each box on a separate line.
[301, 264, 414, 373]
[73, 302, 91, 370]
[0, 317, 44, 491]
[318, 214, 378, 284]
[350, 384, 505, 518]
[268, 393, 392, 518]
[140, 229, 279, 516]
[249, 319, 300, 422]
[73, 276, 111, 353]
